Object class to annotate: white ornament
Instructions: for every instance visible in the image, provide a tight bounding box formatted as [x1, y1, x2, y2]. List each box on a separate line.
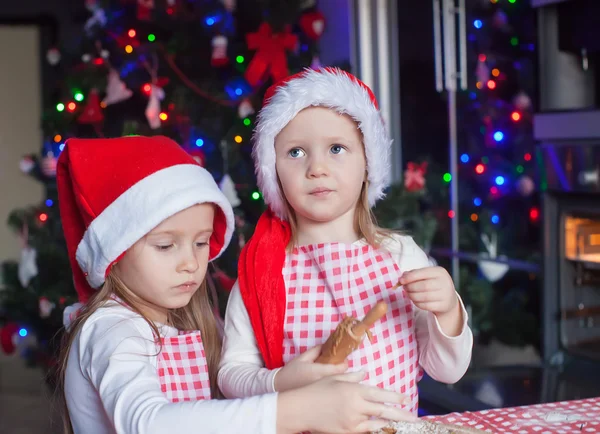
[477, 233, 509, 283]
[103, 69, 133, 106]
[18, 246, 38, 288]
[63, 303, 84, 331]
[82, 53, 92, 63]
[238, 98, 254, 118]
[211, 35, 229, 67]
[145, 85, 165, 129]
[513, 91, 532, 110]
[516, 175, 535, 197]
[299, 0, 316, 9]
[39, 297, 56, 319]
[46, 48, 61, 66]
[221, 0, 236, 11]
[19, 156, 35, 173]
[219, 174, 241, 207]
[476, 59, 490, 83]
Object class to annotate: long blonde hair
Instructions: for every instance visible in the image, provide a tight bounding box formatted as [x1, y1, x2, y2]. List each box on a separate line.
[55, 270, 222, 434]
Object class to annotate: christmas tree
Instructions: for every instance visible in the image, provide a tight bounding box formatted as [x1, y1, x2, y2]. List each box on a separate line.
[0, 0, 332, 377]
[377, 0, 540, 350]
[446, 0, 540, 348]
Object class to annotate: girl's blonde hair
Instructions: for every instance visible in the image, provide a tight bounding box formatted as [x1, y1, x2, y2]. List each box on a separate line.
[55, 270, 222, 434]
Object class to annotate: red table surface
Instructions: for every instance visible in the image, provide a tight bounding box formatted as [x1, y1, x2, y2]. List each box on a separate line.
[425, 397, 600, 433]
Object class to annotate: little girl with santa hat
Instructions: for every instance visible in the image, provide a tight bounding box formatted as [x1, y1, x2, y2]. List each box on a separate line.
[218, 67, 474, 416]
[56, 135, 410, 434]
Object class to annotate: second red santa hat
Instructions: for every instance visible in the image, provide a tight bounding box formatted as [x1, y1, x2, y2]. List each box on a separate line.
[57, 135, 234, 303]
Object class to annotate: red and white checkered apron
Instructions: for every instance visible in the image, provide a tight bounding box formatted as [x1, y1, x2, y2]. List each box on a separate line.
[157, 330, 212, 402]
[282, 242, 423, 414]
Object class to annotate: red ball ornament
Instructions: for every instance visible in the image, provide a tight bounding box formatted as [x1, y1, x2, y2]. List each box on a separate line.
[0, 322, 20, 355]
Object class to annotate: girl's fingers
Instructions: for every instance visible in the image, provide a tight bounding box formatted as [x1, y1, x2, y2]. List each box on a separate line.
[360, 385, 407, 406]
[363, 402, 418, 422]
[403, 279, 439, 293]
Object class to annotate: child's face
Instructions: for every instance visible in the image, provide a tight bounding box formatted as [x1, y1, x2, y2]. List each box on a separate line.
[274, 106, 366, 227]
[113, 203, 214, 323]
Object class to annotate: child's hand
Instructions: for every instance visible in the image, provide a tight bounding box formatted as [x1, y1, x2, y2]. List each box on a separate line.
[277, 371, 417, 434]
[274, 345, 348, 392]
[399, 266, 464, 337]
[399, 266, 458, 315]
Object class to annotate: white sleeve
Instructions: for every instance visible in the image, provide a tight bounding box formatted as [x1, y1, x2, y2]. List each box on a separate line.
[218, 280, 280, 398]
[78, 313, 278, 434]
[393, 235, 473, 384]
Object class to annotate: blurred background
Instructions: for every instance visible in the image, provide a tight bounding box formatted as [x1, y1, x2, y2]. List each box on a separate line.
[1, 0, 599, 432]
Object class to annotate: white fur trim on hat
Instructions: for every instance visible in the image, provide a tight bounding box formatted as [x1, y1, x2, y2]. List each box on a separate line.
[253, 67, 392, 220]
[75, 164, 234, 289]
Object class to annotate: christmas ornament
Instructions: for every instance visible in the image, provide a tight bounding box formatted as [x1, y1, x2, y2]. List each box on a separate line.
[477, 233, 509, 283]
[19, 155, 36, 173]
[39, 297, 56, 319]
[84, 0, 107, 34]
[188, 148, 205, 166]
[299, 0, 316, 9]
[137, 0, 154, 21]
[41, 152, 58, 177]
[78, 89, 104, 124]
[299, 11, 326, 41]
[63, 303, 84, 330]
[143, 54, 165, 129]
[19, 246, 38, 287]
[404, 162, 428, 192]
[513, 91, 532, 111]
[219, 174, 241, 207]
[0, 322, 19, 355]
[17, 223, 38, 287]
[211, 35, 229, 67]
[220, 0, 235, 12]
[103, 68, 133, 106]
[238, 98, 254, 118]
[476, 59, 490, 83]
[145, 85, 165, 129]
[516, 175, 535, 197]
[82, 53, 92, 63]
[46, 48, 61, 66]
[245, 23, 298, 86]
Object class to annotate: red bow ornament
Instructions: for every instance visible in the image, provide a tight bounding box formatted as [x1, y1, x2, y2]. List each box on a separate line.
[245, 23, 298, 87]
[404, 162, 428, 192]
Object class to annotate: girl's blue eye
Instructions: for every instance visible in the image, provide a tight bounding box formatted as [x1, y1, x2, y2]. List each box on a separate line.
[289, 148, 306, 158]
[331, 145, 345, 154]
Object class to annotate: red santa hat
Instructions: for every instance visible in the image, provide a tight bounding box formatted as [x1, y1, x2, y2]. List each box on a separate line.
[239, 69, 390, 369]
[253, 67, 392, 220]
[58, 135, 234, 303]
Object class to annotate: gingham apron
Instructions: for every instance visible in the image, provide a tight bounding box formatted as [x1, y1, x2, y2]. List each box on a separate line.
[106, 296, 212, 402]
[157, 330, 212, 402]
[282, 242, 423, 414]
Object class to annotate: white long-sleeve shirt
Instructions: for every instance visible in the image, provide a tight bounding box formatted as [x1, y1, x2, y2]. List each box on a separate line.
[218, 235, 473, 399]
[65, 300, 278, 434]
